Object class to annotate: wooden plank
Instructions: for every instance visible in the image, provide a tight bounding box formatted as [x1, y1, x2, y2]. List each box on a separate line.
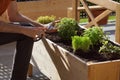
[85, 10, 112, 28]
[67, 8, 73, 18]
[115, 4, 120, 43]
[67, 5, 105, 20]
[88, 61, 120, 80]
[32, 38, 89, 80]
[67, 5, 104, 11]
[67, 5, 104, 19]
[86, 0, 118, 11]
[1, 0, 72, 21]
[17, 0, 72, 20]
[80, 0, 98, 27]
[71, 0, 78, 20]
[77, 6, 105, 11]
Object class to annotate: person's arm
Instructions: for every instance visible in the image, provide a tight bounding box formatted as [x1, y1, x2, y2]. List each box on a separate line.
[0, 19, 45, 40]
[0, 1, 45, 40]
[7, 0, 44, 27]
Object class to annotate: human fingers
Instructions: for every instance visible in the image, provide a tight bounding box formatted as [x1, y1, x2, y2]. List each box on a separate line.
[34, 29, 45, 41]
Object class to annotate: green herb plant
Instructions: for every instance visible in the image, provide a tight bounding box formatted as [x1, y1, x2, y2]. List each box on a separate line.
[57, 17, 79, 41]
[37, 15, 56, 24]
[72, 26, 107, 52]
[99, 40, 120, 59]
[83, 27, 106, 45]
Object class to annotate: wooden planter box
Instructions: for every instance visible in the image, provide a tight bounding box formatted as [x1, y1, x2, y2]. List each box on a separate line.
[31, 38, 120, 80]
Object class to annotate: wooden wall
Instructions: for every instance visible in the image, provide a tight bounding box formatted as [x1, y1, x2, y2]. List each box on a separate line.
[0, 0, 72, 21]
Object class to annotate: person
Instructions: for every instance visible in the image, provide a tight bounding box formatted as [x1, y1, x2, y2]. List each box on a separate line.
[0, 0, 50, 80]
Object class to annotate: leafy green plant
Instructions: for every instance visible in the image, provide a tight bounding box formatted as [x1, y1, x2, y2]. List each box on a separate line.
[83, 27, 106, 45]
[37, 15, 56, 24]
[71, 27, 109, 52]
[99, 40, 120, 59]
[57, 17, 79, 41]
[72, 36, 92, 52]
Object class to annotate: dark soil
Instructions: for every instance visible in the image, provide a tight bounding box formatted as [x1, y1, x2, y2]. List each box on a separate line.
[46, 31, 120, 62]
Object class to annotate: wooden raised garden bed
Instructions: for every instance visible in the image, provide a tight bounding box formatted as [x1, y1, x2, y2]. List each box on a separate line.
[31, 37, 120, 80]
[29, 0, 120, 80]
[30, 17, 120, 80]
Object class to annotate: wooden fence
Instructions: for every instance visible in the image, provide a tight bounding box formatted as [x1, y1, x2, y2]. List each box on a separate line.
[0, 0, 72, 21]
[67, 0, 120, 44]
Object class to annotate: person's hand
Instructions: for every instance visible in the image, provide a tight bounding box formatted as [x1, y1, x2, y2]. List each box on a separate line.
[22, 26, 45, 41]
[44, 20, 60, 33]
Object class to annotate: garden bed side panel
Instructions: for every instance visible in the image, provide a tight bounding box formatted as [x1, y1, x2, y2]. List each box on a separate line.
[32, 38, 120, 80]
[32, 38, 88, 80]
[88, 61, 120, 80]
